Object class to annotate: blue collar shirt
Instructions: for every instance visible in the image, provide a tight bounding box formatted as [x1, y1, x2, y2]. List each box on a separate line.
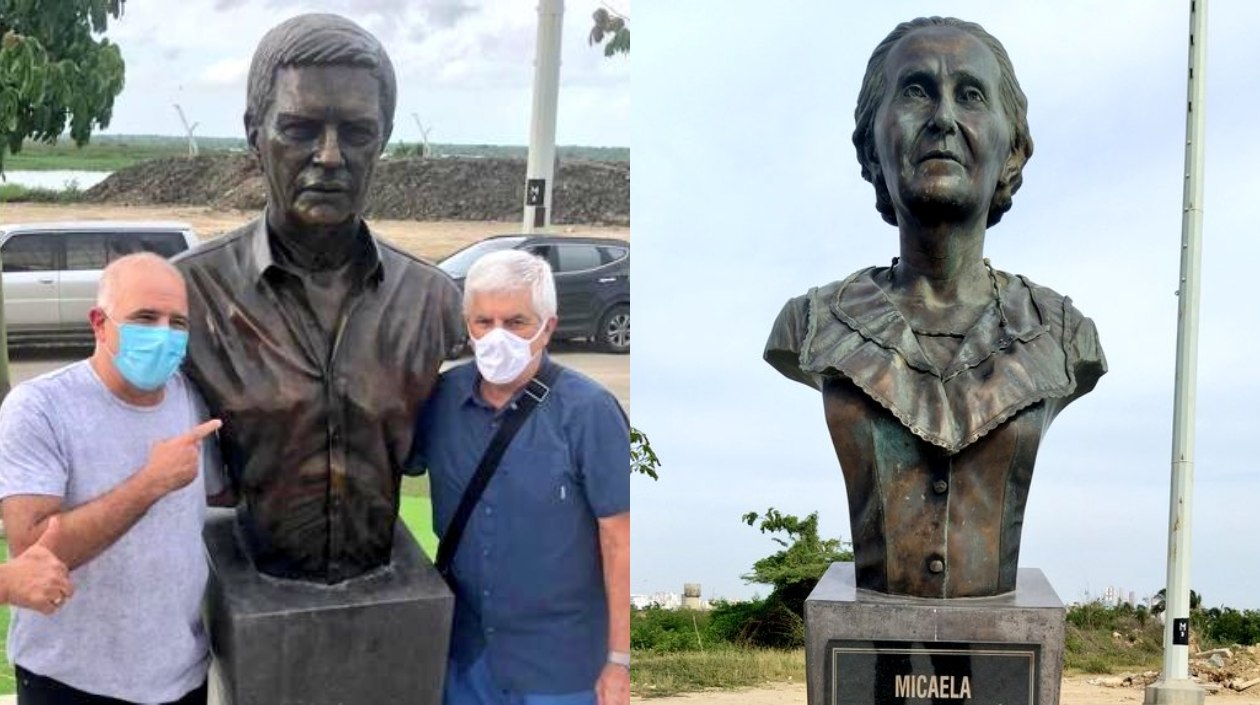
[413, 358, 629, 693]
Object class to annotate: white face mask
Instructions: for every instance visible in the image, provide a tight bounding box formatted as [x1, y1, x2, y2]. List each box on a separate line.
[471, 325, 545, 384]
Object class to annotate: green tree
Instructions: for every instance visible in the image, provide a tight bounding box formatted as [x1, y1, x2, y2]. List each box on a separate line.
[726, 508, 853, 648]
[589, 7, 629, 57]
[1150, 587, 1202, 617]
[631, 426, 659, 480]
[0, 0, 126, 398]
[741, 508, 853, 613]
[0, 0, 127, 172]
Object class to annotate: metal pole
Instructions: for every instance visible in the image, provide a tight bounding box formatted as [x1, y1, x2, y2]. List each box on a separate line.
[523, 0, 564, 234]
[1145, 2, 1208, 704]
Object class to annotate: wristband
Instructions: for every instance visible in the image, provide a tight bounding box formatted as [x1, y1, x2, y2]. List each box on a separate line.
[608, 650, 631, 668]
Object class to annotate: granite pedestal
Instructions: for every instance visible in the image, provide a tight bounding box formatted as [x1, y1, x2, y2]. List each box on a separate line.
[204, 510, 454, 705]
[806, 563, 1065, 705]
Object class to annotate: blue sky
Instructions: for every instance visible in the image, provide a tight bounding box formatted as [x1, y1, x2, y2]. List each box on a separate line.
[632, 2, 1260, 609]
[95, 0, 629, 146]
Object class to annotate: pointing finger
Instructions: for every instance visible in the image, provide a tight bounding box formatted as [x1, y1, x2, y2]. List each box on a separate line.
[186, 419, 223, 441]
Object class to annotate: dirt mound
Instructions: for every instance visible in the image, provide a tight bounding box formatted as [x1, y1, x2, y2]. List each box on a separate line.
[1086, 646, 1260, 696]
[85, 154, 630, 226]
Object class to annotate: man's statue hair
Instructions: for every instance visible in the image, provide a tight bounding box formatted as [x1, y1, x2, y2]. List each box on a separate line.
[244, 13, 397, 146]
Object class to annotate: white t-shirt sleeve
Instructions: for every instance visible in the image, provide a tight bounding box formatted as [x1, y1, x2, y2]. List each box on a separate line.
[0, 385, 70, 499]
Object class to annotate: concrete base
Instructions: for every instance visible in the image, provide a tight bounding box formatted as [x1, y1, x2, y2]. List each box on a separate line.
[1144, 679, 1207, 705]
[806, 563, 1065, 705]
[204, 510, 454, 705]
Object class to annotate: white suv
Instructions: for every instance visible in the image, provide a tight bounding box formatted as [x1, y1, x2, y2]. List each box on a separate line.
[0, 221, 199, 346]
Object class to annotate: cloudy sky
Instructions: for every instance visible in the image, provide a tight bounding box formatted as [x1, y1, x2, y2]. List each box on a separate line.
[632, 1, 1260, 610]
[95, 0, 629, 146]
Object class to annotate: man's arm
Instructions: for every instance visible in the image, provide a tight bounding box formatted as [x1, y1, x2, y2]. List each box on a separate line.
[3, 419, 222, 570]
[596, 511, 630, 705]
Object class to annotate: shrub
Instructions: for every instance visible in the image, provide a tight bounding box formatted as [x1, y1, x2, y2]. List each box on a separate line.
[630, 606, 708, 652]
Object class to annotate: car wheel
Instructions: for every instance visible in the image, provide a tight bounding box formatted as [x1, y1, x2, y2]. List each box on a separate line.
[596, 305, 630, 354]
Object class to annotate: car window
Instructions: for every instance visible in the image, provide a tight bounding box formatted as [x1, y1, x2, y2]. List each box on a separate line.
[1, 233, 59, 273]
[598, 246, 628, 264]
[554, 244, 603, 273]
[65, 232, 111, 270]
[438, 237, 527, 278]
[522, 245, 557, 269]
[108, 232, 188, 260]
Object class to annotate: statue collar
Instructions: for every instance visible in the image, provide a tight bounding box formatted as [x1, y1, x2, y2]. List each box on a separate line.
[797, 267, 1075, 453]
[243, 211, 385, 286]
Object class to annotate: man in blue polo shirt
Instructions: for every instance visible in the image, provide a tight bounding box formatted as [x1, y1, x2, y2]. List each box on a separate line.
[412, 249, 630, 705]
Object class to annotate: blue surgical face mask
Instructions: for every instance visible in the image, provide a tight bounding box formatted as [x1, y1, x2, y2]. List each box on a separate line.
[106, 317, 189, 391]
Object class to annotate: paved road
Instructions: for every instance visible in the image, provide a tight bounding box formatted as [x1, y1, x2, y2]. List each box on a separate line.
[7, 341, 629, 410]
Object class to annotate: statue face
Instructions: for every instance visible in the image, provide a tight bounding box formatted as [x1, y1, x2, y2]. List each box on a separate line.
[251, 64, 383, 231]
[872, 26, 1012, 225]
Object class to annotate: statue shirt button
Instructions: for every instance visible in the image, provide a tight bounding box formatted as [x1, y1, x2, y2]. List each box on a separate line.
[932, 480, 948, 494]
[928, 559, 945, 574]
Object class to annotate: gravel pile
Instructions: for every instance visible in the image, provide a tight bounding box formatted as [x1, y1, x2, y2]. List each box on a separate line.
[86, 154, 629, 226]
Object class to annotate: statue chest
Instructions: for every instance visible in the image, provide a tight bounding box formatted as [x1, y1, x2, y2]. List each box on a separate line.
[822, 376, 1051, 598]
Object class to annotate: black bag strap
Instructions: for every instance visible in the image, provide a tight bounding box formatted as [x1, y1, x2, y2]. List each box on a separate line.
[435, 359, 563, 575]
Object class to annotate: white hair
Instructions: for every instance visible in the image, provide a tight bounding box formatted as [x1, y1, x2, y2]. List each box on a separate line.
[463, 249, 557, 321]
[96, 253, 184, 314]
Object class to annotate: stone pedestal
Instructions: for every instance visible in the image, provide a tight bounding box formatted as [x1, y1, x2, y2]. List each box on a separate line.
[204, 510, 454, 705]
[806, 563, 1065, 705]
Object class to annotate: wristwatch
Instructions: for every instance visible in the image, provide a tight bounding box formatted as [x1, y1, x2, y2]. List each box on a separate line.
[608, 650, 631, 668]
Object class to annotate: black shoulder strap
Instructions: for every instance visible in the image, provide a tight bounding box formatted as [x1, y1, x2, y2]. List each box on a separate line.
[435, 359, 563, 575]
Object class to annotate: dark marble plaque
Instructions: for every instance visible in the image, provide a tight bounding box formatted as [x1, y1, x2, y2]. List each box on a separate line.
[805, 564, 1065, 705]
[826, 640, 1038, 705]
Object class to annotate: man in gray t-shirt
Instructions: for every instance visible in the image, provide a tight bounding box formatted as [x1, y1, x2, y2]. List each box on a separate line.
[0, 254, 222, 704]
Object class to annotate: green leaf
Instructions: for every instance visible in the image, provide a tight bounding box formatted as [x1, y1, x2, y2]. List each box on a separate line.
[631, 426, 660, 480]
[0, 0, 126, 175]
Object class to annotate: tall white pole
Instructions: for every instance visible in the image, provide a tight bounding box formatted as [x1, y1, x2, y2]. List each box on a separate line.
[1145, 2, 1208, 704]
[523, 0, 564, 233]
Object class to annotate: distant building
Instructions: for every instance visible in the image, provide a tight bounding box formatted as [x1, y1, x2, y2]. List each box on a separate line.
[631, 586, 715, 611]
[630, 592, 683, 610]
[683, 583, 702, 610]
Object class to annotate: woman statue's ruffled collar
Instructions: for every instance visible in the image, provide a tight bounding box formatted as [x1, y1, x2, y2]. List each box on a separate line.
[772, 266, 1087, 453]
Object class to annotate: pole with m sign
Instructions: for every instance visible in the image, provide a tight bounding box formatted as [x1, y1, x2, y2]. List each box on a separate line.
[1146, 2, 1208, 704]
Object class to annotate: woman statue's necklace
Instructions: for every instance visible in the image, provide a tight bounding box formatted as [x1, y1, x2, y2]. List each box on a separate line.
[890, 257, 1009, 338]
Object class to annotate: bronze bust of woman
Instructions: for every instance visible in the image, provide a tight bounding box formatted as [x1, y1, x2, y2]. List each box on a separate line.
[764, 17, 1106, 599]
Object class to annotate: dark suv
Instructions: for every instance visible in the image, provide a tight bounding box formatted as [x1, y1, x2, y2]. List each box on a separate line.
[438, 235, 630, 353]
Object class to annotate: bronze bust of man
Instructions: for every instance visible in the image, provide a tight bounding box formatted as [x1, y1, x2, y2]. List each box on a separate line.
[764, 17, 1106, 599]
[177, 14, 463, 584]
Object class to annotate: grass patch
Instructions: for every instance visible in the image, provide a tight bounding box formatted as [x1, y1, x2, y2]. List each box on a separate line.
[632, 646, 804, 697]
[399, 495, 438, 560]
[0, 544, 12, 695]
[398, 474, 438, 559]
[1062, 621, 1164, 675]
[4, 138, 239, 171]
[401, 474, 430, 499]
[0, 182, 85, 203]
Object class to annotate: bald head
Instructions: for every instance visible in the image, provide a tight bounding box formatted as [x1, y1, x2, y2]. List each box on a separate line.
[89, 253, 192, 398]
[96, 253, 185, 315]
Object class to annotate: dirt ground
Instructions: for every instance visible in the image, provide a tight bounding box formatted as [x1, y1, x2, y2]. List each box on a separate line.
[629, 676, 1260, 705]
[0, 203, 630, 262]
